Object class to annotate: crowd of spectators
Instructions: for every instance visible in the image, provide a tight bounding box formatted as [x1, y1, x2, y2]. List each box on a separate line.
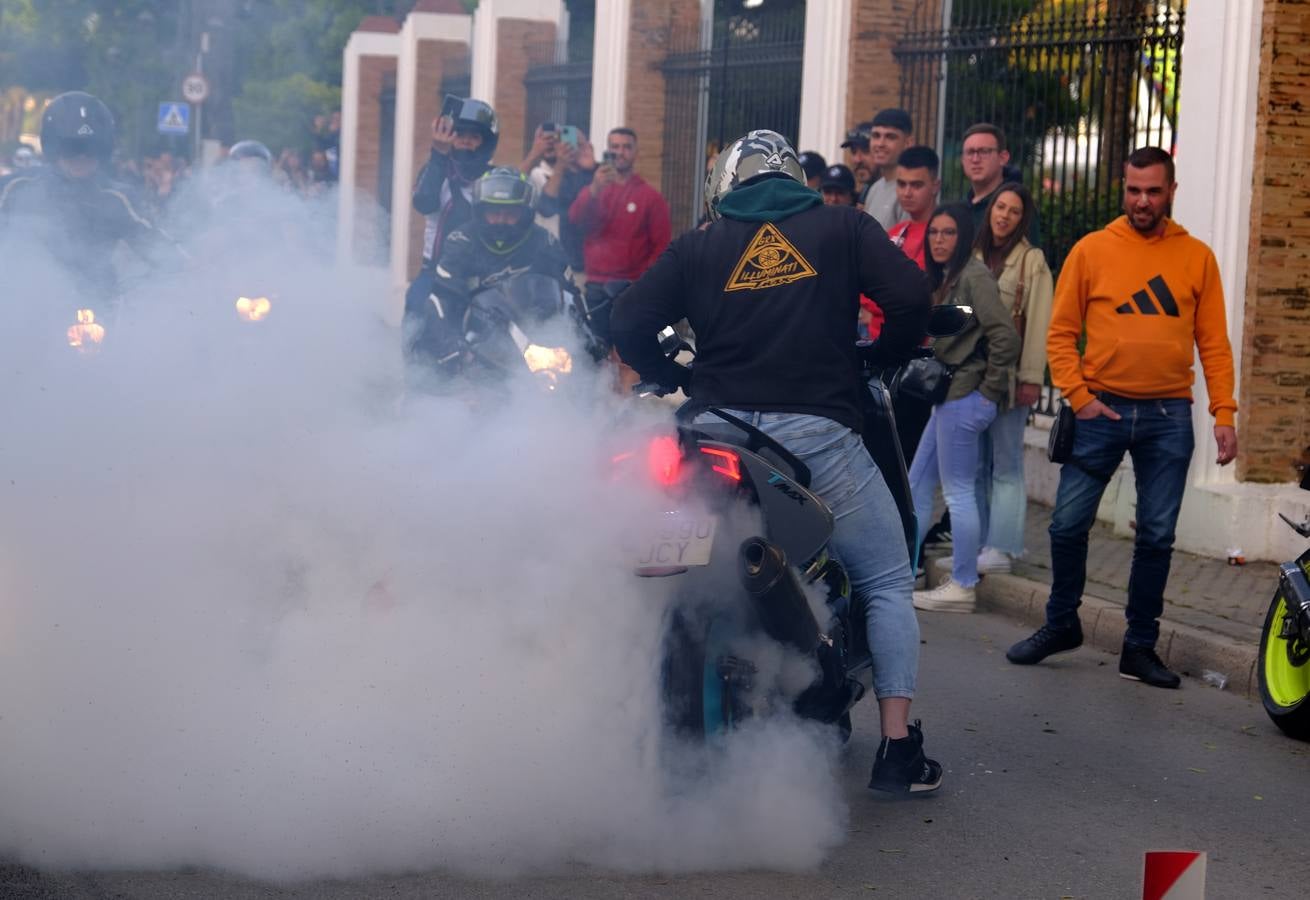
[0, 108, 345, 223]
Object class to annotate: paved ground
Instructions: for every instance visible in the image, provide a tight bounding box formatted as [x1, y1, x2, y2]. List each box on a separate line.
[928, 499, 1285, 697]
[4, 611, 1308, 899]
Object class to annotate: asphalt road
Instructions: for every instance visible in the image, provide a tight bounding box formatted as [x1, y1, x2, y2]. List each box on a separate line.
[4, 611, 1308, 899]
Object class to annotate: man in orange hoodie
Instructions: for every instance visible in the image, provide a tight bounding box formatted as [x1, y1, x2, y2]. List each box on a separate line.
[1006, 147, 1238, 689]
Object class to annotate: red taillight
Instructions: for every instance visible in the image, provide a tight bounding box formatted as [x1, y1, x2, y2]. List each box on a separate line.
[700, 446, 742, 482]
[647, 435, 682, 486]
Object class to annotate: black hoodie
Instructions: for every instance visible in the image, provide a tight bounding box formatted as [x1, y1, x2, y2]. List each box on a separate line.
[612, 179, 930, 431]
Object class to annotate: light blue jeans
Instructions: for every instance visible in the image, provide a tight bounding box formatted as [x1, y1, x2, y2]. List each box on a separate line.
[694, 410, 919, 700]
[909, 391, 998, 587]
[976, 404, 1030, 556]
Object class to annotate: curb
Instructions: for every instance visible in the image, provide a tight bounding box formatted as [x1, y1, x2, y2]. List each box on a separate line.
[925, 559, 1261, 697]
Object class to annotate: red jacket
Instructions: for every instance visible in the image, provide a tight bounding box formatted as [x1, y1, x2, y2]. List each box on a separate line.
[568, 174, 671, 282]
[887, 219, 927, 270]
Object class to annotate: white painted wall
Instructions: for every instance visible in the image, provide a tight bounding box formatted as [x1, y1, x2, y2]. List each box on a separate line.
[589, 0, 632, 143]
[337, 29, 400, 274]
[798, 0, 852, 162]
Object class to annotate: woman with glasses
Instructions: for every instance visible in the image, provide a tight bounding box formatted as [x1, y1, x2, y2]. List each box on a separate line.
[908, 204, 1021, 613]
[971, 183, 1055, 575]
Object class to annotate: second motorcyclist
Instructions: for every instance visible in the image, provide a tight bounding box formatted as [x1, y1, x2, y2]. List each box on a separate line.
[404, 166, 571, 375]
[0, 91, 183, 299]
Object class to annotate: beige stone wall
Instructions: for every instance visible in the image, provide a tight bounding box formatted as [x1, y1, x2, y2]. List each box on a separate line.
[406, 39, 470, 277]
[1238, 0, 1310, 482]
[624, 0, 701, 190]
[352, 54, 397, 265]
[494, 18, 557, 167]
[846, 0, 924, 141]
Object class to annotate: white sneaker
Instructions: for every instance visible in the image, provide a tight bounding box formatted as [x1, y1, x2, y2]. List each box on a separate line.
[912, 577, 977, 613]
[976, 547, 1013, 574]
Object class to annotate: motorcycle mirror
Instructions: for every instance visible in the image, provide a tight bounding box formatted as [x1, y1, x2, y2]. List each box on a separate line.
[657, 326, 692, 357]
[927, 304, 973, 337]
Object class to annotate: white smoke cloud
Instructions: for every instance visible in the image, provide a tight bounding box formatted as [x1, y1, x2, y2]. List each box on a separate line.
[0, 184, 846, 881]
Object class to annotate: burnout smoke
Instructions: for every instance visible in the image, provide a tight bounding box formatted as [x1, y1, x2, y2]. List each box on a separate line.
[0, 188, 845, 881]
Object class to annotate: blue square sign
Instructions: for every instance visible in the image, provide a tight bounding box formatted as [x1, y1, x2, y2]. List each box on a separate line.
[157, 102, 190, 135]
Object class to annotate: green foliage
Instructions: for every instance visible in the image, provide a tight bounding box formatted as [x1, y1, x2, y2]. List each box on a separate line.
[1, 0, 409, 156]
[232, 73, 340, 156]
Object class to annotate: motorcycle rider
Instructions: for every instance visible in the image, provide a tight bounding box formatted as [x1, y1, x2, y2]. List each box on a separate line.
[0, 91, 182, 295]
[405, 166, 571, 373]
[611, 131, 942, 795]
[403, 97, 499, 335]
[195, 139, 304, 258]
[227, 139, 274, 171]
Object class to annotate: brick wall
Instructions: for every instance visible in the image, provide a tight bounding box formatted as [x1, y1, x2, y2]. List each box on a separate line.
[846, 0, 924, 163]
[406, 39, 470, 277]
[624, 0, 701, 190]
[493, 18, 557, 167]
[352, 54, 397, 265]
[1238, 0, 1310, 483]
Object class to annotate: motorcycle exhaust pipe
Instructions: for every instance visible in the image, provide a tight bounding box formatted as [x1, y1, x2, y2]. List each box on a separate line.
[739, 537, 820, 653]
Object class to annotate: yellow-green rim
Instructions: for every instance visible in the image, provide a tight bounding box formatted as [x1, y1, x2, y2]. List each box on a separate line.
[1263, 594, 1310, 708]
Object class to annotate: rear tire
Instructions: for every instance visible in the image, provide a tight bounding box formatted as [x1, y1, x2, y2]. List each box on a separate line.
[1257, 590, 1310, 741]
[660, 610, 749, 741]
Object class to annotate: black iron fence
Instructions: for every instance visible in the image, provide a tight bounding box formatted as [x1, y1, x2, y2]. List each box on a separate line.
[660, 0, 806, 230]
[524, 58, 593, 153]
[523, 1, 594, 151]
[894, 0, 1185, 278]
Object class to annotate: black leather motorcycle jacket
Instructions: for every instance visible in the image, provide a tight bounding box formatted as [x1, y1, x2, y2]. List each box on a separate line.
[0, 166, 183, 296]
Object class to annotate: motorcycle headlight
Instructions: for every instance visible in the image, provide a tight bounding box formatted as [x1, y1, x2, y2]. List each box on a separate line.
[235, 295, 272, 322]
[67, 308, 106, 352]
[523, 344, 573, 376]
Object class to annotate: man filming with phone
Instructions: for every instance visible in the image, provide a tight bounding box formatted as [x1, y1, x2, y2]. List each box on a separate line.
[522, 122, 595, 275]
[567, 127, 671, 365]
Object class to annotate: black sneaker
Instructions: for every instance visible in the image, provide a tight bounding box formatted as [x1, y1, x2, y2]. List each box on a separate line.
[1006, 623, 1084, 665]
[1119, 645, 1181, 689]
[922, 518, 952, 547]
[868, 720, 943, 795]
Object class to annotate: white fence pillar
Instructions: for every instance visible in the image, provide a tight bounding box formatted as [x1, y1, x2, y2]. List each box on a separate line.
[798, 0, 852, 163]
[1171, 0, 1263, 486]
[589, 0, 632, 141]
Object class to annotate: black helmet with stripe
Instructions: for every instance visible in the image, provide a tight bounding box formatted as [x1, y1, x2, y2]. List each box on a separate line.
[40, 92, 115, 164]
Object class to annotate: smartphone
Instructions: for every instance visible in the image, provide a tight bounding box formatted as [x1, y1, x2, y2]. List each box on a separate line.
[558, 125, 580, 148]
[441, 94, 462, 121]
[602, 150, 616, 164]
[541, 121, 557, 134]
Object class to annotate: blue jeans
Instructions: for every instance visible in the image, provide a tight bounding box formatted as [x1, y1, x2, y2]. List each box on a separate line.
[1045, 396, 1194, 649]
[976, 404, 1030, 556]
[908, 391, 998, 587]
[694, 410, 919, 700]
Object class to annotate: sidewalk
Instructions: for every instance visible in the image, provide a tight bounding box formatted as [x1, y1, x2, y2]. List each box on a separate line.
[926, 500, 1280, 698]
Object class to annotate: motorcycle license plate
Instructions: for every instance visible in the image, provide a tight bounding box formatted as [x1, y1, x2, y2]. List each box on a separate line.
[634, 512, 716, 575]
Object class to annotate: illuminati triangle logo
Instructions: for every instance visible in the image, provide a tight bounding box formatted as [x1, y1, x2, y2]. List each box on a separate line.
[724, 222, 817, 292]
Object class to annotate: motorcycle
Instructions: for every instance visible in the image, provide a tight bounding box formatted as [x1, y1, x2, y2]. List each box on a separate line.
[411, 272, 585, 394]
[622, 305, 970, 742]
[1257, 459, 1310, 740]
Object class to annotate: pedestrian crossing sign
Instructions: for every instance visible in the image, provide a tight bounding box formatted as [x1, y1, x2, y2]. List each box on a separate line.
[157, 102, 190, 135]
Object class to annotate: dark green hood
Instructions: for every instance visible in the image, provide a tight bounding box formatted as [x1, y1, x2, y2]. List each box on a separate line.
[717, 177, 822, 222]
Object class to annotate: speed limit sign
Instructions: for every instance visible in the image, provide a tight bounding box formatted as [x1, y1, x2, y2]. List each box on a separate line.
[181, 73, 210, 104]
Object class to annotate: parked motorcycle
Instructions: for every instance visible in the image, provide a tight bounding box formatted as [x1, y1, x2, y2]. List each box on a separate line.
[1257, 460, 1310, 740]
[624, 305, 969, 742]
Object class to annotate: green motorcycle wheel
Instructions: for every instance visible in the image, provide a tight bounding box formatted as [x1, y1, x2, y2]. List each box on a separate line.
[1257, 590, 1310, 741]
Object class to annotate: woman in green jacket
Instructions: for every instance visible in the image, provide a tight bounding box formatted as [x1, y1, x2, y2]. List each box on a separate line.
[972, 183, 1055, 575]
[909, 204, 1021, 613]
